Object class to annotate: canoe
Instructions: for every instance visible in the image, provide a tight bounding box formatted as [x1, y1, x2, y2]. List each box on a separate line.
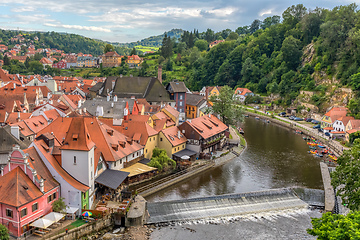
[318, 145, 326, 148]
[309, 146, 316, 150]
[329, 155, 338, 161]
[316, 153, 323, 157]
[310, 150, 317, 154]
[307, 142, 317, 146]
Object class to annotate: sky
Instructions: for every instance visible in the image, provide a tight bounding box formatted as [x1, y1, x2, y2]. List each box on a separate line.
[0, 0, 358, 43]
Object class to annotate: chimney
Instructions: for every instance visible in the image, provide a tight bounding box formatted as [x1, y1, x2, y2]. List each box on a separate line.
[17, 112, 20, 122]
[83, 107, 86, 113]
[11, 125, 20, 140]
[114, 95, 118, 102]
[158, 65, 162, 84]
[107, 94, 110, 101]
[177, 130, 181, 139]
[39, 178, 44, 193]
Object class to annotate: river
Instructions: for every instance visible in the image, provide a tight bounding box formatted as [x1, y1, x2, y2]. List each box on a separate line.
[146, 117, 323, 202]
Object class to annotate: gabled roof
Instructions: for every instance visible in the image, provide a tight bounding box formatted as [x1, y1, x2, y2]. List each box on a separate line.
[186, 93, 205, 106]
[166, 81, 187, 93]
[161, 126, 187, 147]
[136, 98, 160, 114]
[324, 107, 347, 123]
[348, 119, 360, 130]
[0, 166, 43, 207]
[162, 104, 180, 119]
[234, 88, 253, 96]
[23, 147, 60, 193]
[118, 121, 157, 146]
[0, 68, 12, 82]
[24, 115, 49, 134]
[181, 114, 228, 140]
[103, 51, 120, 57]
[5, 112, 31, 124]
[335, 116, 354, 127]
[43, 109, 61, 121]
[0, 126, 31, 152]
[60, 118, 95, 151]
[34, 140, 90, 192]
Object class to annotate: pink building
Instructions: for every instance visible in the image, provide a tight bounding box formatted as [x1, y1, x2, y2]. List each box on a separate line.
[0, 146, 60, 238]
[52, 60, 67, 69]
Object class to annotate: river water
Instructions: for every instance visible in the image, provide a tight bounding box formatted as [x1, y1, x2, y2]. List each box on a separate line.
[146, 117, 323, 203]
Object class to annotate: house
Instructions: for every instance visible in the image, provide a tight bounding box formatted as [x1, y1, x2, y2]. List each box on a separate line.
[77, 56, 98, 68]
[39, 58, 53, 68]
[234, 88, 254, 102]
[331, 116, 354, 137]
[100, 76, 174, 106]
[321, 106, 347, 129]
[179, 114, 228, 154]
[52, 60, 67, 69]
[209, 40, 225, 48]
[126, 55, 143, 68]
[101, 51, 122, 68]
[160, 104, 180, 126]
[345, 119, 360, 142]
[186, 93, 207, 119]
[199, 86, 222, 105]
[166, 81, 187, 121]
[158, 126, 187, 158]
[0, 145, 60, 238]
[11, 55, 27, 63]
[136, 98, 161, 115]
[10, 115, 49, 142]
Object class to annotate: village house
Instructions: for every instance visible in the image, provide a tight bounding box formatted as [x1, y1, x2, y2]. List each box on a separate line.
[101, 51, 122, 67]
[209, 40, 225, 48]
[0, 145, 60, 238]
[166, 81, 187, 122]
[158, 126, 187, 158]
[77, 56, 98, 68]
[126, 55, 143, 68]
[39, 58, 53, 68]
[52, 59, 67, 69]
[200, 86, 222, 105]
[186, 93, 207, 119]
[234, 88, 254, 102]
[345, 119, 360, 142]
[331, 116, 354, 137]
[321, 106, 347, 129]
[178, 114, 228, 155]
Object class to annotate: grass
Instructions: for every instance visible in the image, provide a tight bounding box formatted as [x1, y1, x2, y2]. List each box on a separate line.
[229, 134, 233, 139]
[52, 219, 87, 235]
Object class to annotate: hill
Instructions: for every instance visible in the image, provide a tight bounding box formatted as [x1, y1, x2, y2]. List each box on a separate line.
[114, 29, 184, 48]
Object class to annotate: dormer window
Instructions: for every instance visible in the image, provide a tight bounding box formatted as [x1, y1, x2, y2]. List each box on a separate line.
[106, 129, 114, 136]
[72, 134, 78, 141]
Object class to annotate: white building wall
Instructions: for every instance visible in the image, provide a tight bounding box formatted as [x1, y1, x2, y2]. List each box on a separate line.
[108, 149, 144, 171]
[31, 143, 83, 214]
[333, 120, 345, 132]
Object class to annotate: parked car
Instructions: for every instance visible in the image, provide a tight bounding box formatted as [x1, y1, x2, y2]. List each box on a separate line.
[318, 128, 323, 132]
[278, 112, 286, 116]
[293, 117, 303, 121]
[289, 116, 295, 120]
[306, 118, 314, 122]
[254, 106, 260, 109]
[311, 120, 320, 124]
[313, 124, 321, 129]
[325, 132, 331, 136]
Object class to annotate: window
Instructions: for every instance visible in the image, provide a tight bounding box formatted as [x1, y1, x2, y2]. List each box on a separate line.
[74, 156, 77, 165]
[132, 154, 134, 158]
[149, 138, 151, 142]
[153, 137, 155, 140]
[32, 203, 38, 212]
[160, 138, 163, 142]
[48, 192, 57, 203]
[146, 149, 148, 153]
[6, 209, 13, 218]
[91, 158, 93, 166]
[20, 208, 27, 218]
[91, 171, 93, 180]
[183, 145, 185, 149]
[179, 101, 183, 106]
[180, 95, 183, 100]
[114, 161, 117, 167]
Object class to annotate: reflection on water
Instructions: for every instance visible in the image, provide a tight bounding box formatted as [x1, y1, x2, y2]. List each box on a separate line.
[146, 117, 323, 202]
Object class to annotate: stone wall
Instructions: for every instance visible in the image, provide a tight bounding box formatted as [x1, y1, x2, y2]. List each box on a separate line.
[47, 216, 114, 240]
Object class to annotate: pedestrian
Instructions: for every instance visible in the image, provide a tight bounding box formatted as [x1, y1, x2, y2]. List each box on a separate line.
[66, 229, 68, 234]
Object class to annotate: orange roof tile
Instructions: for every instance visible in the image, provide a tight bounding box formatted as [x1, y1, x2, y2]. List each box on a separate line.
[34, 140, 89, 192]
[348, 119, 360, 130]
[324, 107, 347, 123]
[43, 109, 61, 121]
[336, 116, 354, 126]
[24, 115, 49, 134]
[162, 105, 180, 119]
[60, 118, 95, 151]
[5, 112, 31, 124]
[234, 88, 253, 96]
[161, 126, 187, 147]
[0, 167, 43, 207]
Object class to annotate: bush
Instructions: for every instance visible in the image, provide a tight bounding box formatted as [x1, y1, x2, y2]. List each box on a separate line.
[0, 224, 9, 240]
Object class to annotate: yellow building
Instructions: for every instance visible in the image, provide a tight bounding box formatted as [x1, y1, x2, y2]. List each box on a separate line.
[126, 55, 143, 68]
[186, 94, 207, 119]
[101, 51, 122, 67]
[158, 126, 187, 158]
[77, 56, 97, 68]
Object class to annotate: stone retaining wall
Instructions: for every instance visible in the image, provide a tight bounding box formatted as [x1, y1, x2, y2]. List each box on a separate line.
[46, 216, 113, 240]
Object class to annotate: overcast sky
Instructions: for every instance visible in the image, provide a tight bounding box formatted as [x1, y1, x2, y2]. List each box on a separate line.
[0, 0, 358, 43]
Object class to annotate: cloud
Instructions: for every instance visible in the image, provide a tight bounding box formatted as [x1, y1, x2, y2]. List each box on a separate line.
[44, 23, 111, 32]
[11, 6, 35, 12]
[259, 8, 274, 17]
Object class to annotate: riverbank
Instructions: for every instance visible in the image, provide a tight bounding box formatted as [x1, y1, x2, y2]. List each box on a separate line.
[245, 110, 344, 157]
[138, 126, 247, 198]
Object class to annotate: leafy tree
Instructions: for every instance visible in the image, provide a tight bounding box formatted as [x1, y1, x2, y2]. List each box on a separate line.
[0, 224, 9, 240]
[148, 148, 176, 172]
[281, 36, 302, 70]
[28, 61, 44, 74]
[104, 44, 115, 53]
[249, 19, 261, 34]
[194, 39, 208, 51]
[348, 98, 360, 118]
[244, 95, 262, 105]
[3, 55, 10, 65]
[307, 211, 360, 239]
[208, 85, 244, 125]
[226, 32, 239, 41]
[236, 26, 250, 35]
[160, 34, 173, 58]
[52, 197, 67, 213]
[331, 139, 360, 210]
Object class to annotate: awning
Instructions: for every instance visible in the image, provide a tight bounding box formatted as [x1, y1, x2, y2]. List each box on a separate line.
[120, 163, 157, 177]
[30, 218, 54, 229]
[172, 149, 197, 158]
[43, 212, 65, 222]
[138, 158, 151, 165]
[95, 169, 130, 190]
[65, 206, 79, 214]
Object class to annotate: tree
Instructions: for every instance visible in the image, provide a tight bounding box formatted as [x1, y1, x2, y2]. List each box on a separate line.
[29, 61, 44, 74]
[0, 224, 9, 240]
[130, 47, 137, 55]
[160, 34, 173, 59]
[104, 44, 114, 53]
[208, 85, 244, 125]
[331, 139, 360, 210]
[3, 55, 10, 65]
[194, 39, 208, 51]
[52, 197, 67, 213]
[307, 211, 360, 239]
[281, 36, 302, 70]
[148, 148, 176, 172]
[249, 19, 261, 34]
[226, 32, 239, 41]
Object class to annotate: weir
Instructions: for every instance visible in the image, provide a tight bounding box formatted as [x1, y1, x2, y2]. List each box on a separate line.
[146, 188, 312, 224]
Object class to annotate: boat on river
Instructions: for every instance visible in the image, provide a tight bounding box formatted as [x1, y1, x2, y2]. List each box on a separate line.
[255, 117, 260, 120]
[318, 145, 326, 148]
[307, 142, 317, 146]
[238, 127, 245, 135]
[310, 150, 317, 154]
[295, 130, 303, 134]
[329, 155, 338, 161]
[316, 153, 323, 157]
[309, 146, 316, 150]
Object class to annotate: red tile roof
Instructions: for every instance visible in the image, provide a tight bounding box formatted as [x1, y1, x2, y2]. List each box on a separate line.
[162, 104, 180, 119]
[34, 140, 90, 192]
[183, 114, 228, 140]
[324, 107, 348, 123]
[103, 51, 120, 57]
[5, 112, 31, 124]
[234, 88, 253, 96]
[161, 126, 187, 147]
[336, 116, 354, 127]
[43, 109, 61, 121]
[0, 167, 43, 207]
[60, 118, 95, 151]
[348, 119, 360, 130]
